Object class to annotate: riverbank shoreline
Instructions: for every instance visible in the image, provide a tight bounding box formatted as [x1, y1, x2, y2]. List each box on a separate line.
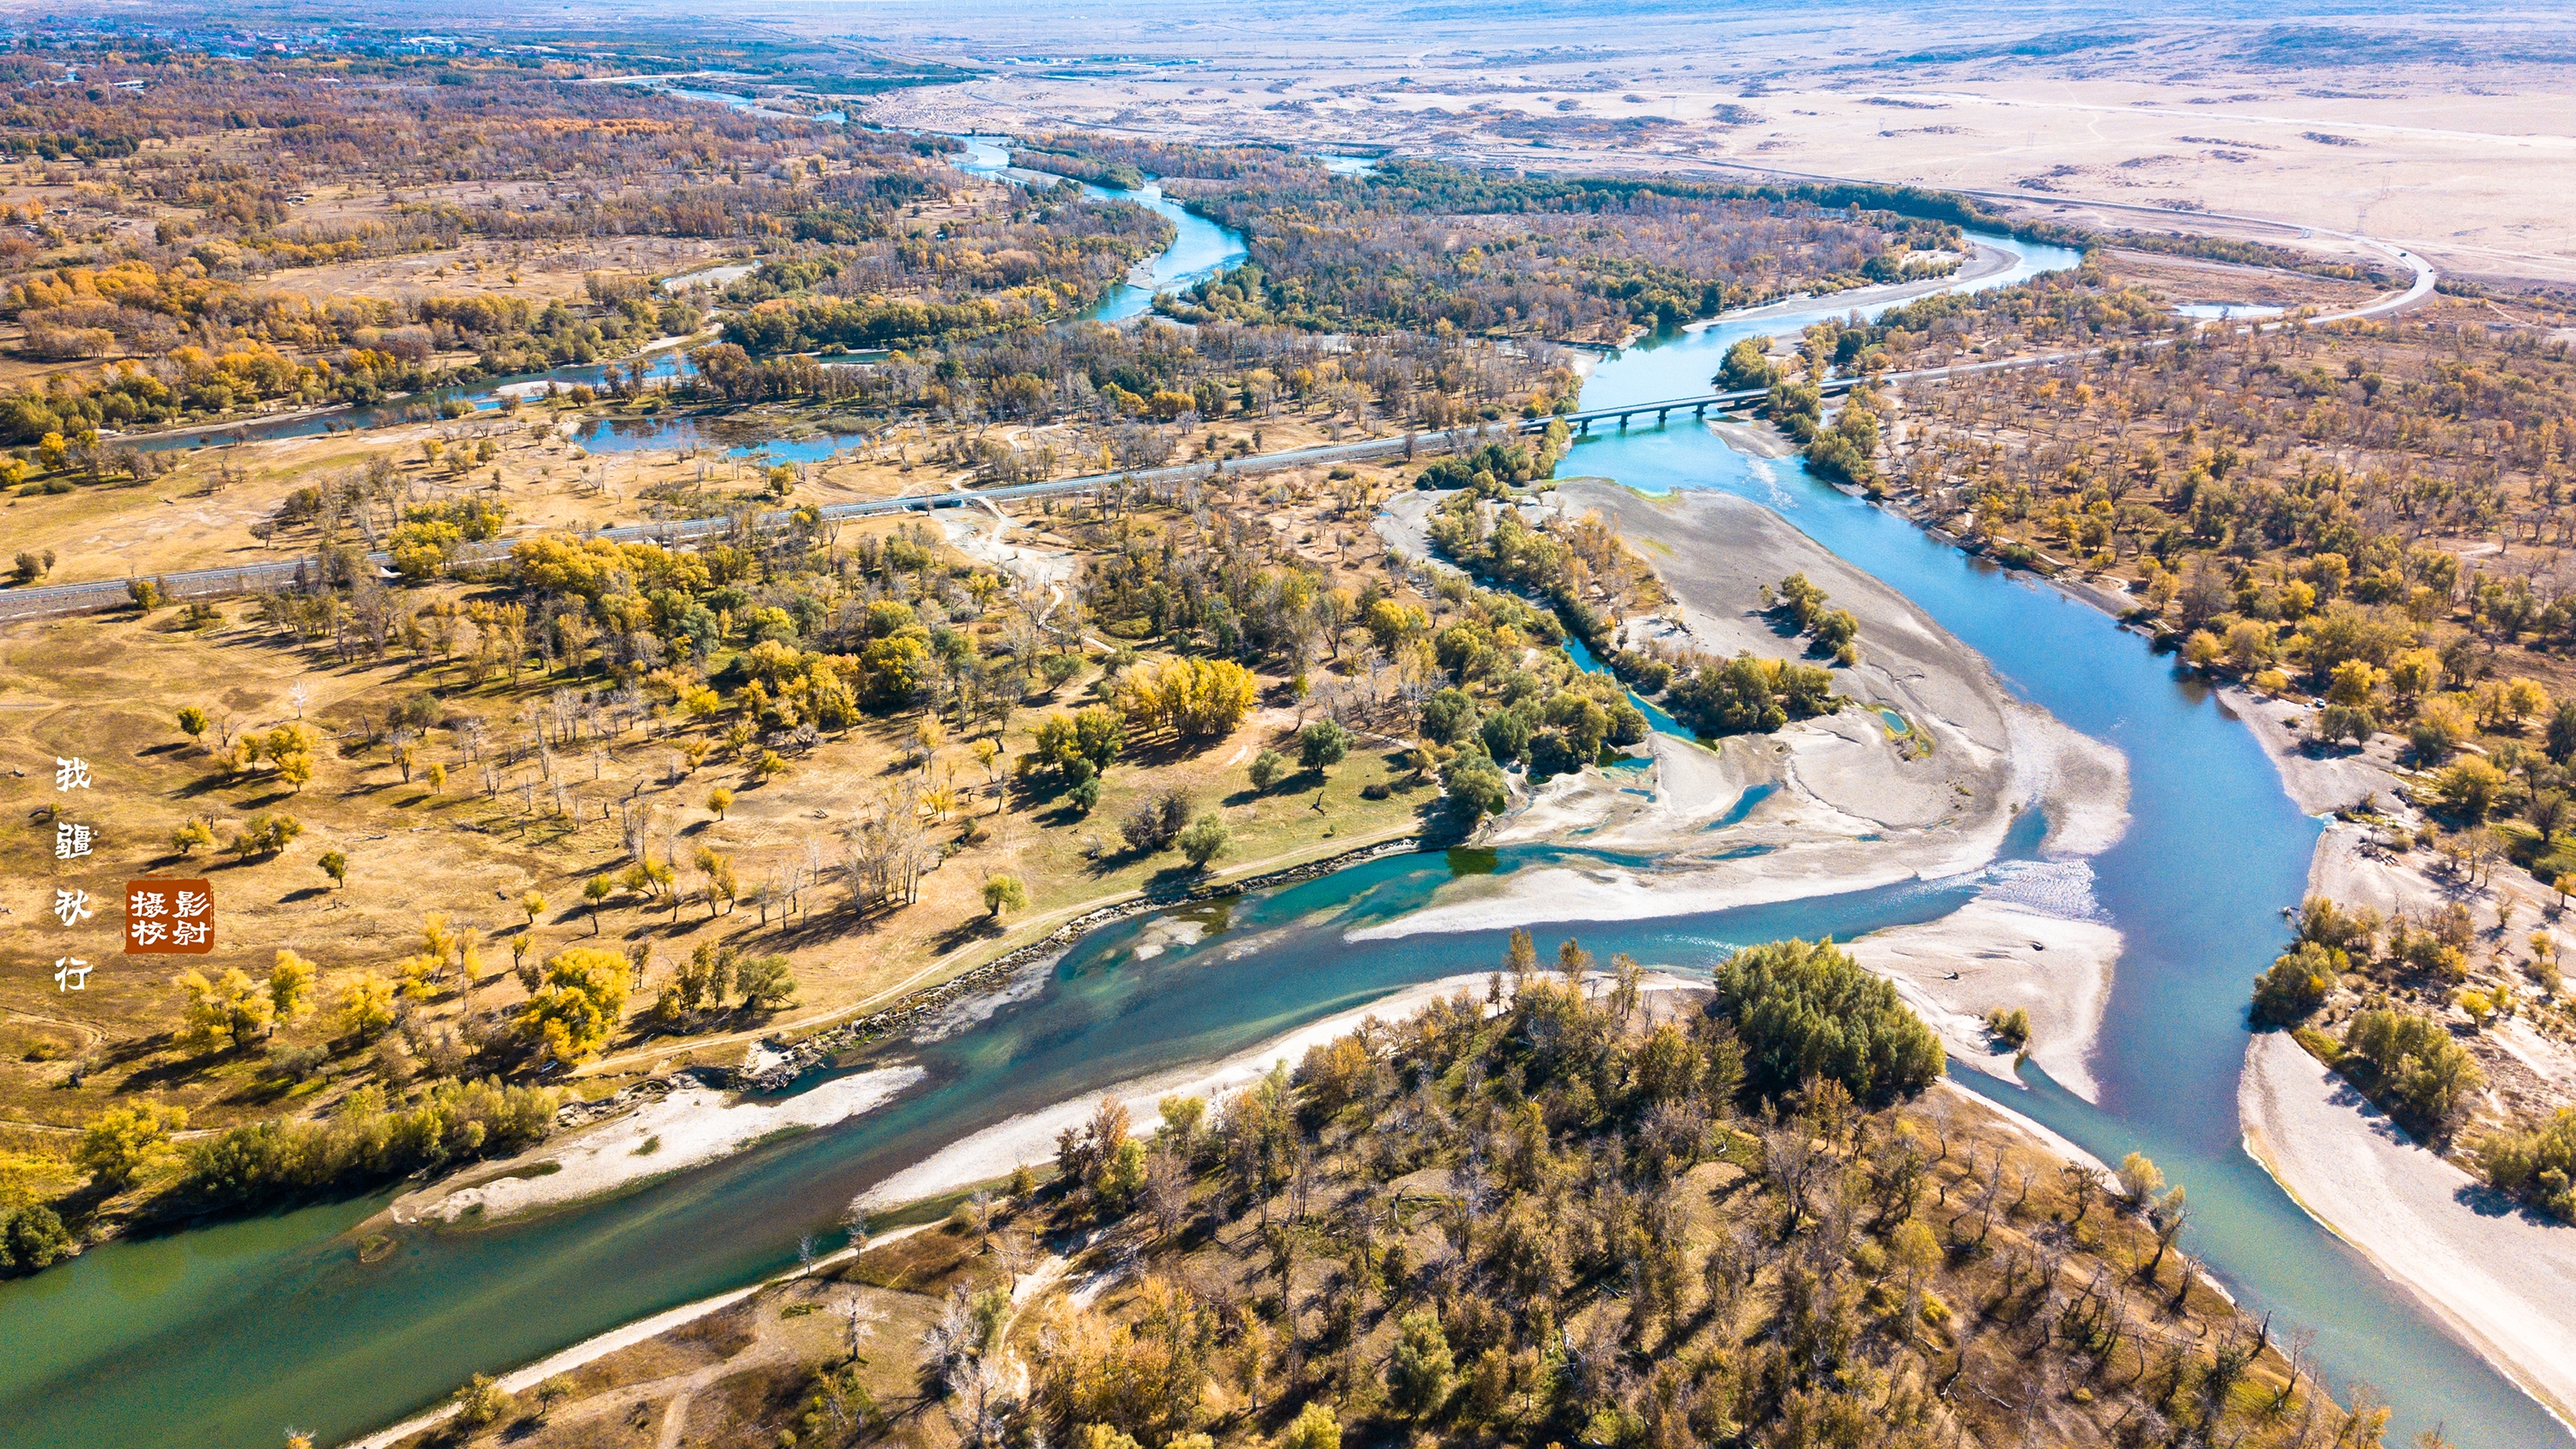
[339, 973, 2123, 1449]
[358, 832, 1435, 1232]
[1683, 242, 2011, 334]
[387, 1066, 927, 1228]
[339, 1219, 941, 1449]
[1716, 397, 2576, 1440]
[2239, 1031, 2576, 1433]
[2218, 674, 2576, 1436]
[1672, 390, 2576, 1434]
[1716, 403, 2576, 1436]
[1368, 476, 2133, 1104]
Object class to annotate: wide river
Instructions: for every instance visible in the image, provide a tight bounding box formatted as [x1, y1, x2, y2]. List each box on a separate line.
[9, 173, 2563, 1446]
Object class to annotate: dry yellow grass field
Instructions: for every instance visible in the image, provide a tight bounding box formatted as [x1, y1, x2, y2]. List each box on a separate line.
[0, 490, 1442, 1147]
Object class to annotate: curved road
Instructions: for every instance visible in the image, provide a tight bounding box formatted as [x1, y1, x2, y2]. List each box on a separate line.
[0, 223, 2434, 626]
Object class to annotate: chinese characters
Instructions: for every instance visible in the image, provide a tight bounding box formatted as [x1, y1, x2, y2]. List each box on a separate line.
[47, 756, 96, 990]
[125, 880, 214, 955]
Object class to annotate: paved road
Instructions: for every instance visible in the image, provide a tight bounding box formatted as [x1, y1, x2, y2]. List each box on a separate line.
[0, 226, 2435, 625]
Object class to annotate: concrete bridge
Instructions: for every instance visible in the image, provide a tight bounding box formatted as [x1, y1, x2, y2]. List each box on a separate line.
[1536, 376, 1856, 434]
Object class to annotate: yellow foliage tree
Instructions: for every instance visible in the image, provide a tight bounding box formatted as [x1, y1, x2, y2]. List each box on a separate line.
[177, 966, 273, 1051]
[1118, 658, 1257, 739]
[76, 1101, 188, 1190]
[269, 949, 318, 1026]
[519, 947, 630, 1063]
[337, 972, 398, 1040]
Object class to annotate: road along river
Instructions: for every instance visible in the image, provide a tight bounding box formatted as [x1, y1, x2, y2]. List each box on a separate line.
[0, 206, 2557, 1446]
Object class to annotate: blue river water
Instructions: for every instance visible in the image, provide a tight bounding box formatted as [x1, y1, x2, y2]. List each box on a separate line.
[1558, 253, 2566, 1445]
[8, 184, 2561, 1445]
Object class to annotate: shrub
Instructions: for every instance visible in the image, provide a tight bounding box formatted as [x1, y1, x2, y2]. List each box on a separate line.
[2251, 941, 2339, 1026]
[76, 1101, 188, 1190]
[1984, 1006, 2032, 1050]
[178, 1078, 557, 1210]
[2342, 1008, 2484, 1136]
[453, 1374, 515, 1428]
[1283, 1404, 1341, 1449]
[1121, 790, 1193, 852]
[2476, 1108, 2576, 1222]
[0, 1203, 73, 1275]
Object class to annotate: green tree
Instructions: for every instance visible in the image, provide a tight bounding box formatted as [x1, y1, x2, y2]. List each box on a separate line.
[1177, 814, 1231, 870]
[1713, 937, 1942, 1106]
[734, 955, 799, 1010]
[2476, 1107, 2576, 1222]
[176, 706, 209, 751]
[1717, 336, 1777, 391]
[1441, 751, 1510, 823]
[983, 873, 1030, 918]
[1072, 705, 1126, 772]
[2251, 940, 2338, 1026]
[1419, 687, 1479, 745]
[1248, 748, 1286, 792]
[1297, 718, 1352, 774]
[2345, 1008, 2486, 1134]
[1388, 1309, 1455, 1419]
[1479, 707, 1533, 765]
[317, 850, 348, 889]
